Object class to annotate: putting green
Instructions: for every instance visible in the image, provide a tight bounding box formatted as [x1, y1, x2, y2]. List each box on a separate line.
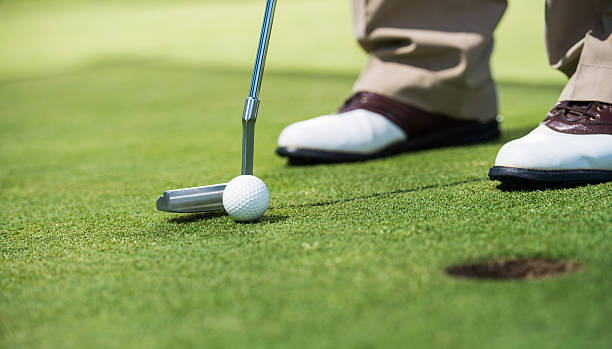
[1, 1, 610, 348]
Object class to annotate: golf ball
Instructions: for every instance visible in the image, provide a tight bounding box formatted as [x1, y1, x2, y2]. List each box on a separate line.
[222, 175, 270, 222]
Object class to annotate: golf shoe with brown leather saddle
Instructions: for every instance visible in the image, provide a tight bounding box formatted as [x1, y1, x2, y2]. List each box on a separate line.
[489, 101, 612, 186]
[276, 92, 500, 165]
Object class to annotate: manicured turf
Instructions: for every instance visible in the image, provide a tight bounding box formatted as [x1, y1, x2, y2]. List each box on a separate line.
[1, 1, 611, 348]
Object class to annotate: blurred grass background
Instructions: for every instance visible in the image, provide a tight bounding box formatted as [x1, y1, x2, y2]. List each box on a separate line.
[0, 0, 564, 83]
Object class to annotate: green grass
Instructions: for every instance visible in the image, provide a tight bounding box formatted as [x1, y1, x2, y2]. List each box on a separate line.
[1, 1, 610, 348]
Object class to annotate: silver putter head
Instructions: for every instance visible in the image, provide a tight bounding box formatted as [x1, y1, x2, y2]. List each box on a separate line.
[156, 183, 226, 213]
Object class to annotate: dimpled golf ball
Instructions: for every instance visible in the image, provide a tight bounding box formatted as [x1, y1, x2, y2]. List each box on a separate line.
[222, 175, 270, 222]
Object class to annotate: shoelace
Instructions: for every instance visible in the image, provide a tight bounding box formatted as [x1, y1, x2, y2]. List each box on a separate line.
[553, 102, 600, 121]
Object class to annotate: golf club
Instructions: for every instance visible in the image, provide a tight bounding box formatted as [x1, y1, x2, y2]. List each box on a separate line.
[156, 0, 277, 213]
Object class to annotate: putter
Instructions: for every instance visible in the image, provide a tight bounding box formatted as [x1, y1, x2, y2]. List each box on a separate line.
[156, 0, 277, 213]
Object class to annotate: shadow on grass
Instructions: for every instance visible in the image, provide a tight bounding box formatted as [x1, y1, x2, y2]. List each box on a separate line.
[168, 211, 226, 224]
[164, 178, 488, 224]
[0, 56, 166, 85]
[284, 177, 488, 209]
[495, 181, 603, 192]
[167, 211, 289, 224]
[238, 214, 289, 224]
[0, 57, 357, 86]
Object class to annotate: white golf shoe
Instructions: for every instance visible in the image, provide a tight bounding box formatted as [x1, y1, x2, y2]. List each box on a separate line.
[276, 92, 499, 164]
[489, 101, 612, 185]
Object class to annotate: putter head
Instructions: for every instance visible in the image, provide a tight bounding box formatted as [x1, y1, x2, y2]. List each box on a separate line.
[156, 183, 226, 213]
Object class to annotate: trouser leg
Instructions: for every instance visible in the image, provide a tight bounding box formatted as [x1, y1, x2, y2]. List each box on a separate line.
[546, 0, 612, 103]
[351, 0, 507, 122]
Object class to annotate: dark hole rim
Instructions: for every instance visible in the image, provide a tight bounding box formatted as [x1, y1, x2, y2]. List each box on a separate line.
[445, 257, 582, 280]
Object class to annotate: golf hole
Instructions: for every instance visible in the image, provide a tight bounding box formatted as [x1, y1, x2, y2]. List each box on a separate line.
[445, 258, 581, 280]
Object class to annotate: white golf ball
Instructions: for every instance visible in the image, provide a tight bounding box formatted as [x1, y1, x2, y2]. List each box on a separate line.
[222, 175, 270, 222]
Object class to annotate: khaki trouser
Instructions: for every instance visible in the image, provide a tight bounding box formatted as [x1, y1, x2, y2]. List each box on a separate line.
[352, 0, 612, 122]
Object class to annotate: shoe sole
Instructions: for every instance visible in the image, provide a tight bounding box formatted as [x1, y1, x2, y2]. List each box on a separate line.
[488, 166, 612, 186]
[277, 120, 500, 165]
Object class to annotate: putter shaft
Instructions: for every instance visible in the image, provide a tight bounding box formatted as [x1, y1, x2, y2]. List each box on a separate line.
[241, 0, 277, 176]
